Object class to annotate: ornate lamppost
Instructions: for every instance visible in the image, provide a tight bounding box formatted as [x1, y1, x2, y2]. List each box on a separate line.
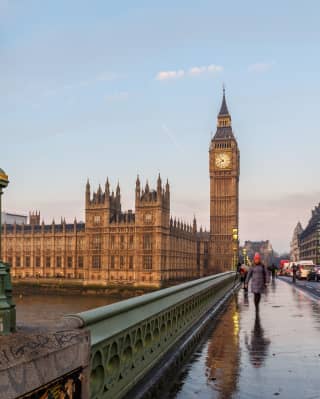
[0, 168, 9, 260]
[0, 168, 15, 335]
[242, 247, 247, 266]
[232, 228, 239, 270]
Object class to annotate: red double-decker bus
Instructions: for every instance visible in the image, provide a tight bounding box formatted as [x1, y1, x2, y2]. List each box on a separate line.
[279, 259, 290, 274]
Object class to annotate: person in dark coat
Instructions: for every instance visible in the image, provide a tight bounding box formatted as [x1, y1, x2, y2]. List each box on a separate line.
[245, 253, 267, 313]
[240, 263, 249, 290]
[268, 263, 277, 281]
[292, 263, 298, 283]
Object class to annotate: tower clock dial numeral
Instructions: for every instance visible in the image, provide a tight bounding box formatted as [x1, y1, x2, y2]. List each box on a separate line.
[215, 152, 231, 169]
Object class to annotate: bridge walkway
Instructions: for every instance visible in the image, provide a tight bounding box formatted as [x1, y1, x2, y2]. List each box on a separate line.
[171, 279, 320, 399]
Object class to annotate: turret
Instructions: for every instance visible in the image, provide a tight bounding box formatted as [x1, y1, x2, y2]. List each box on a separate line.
[116, 181, 120, 198]
[165, 179, 170, 203]
[86, 179, 91, 205]
[193, 215, 197, 234]
[29, 211, 40, 226]
[135, 175, 141, 204]
[94, 184, 102, 203]
[145, 180, 150, 194]
[105, 178, 110, 197]
[157, 173, 162, 195]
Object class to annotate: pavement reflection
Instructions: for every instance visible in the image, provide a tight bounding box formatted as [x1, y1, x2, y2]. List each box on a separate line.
[205, 297, 240, 398]
[244, 313, 270, 368]
[172, 280, 320, 399]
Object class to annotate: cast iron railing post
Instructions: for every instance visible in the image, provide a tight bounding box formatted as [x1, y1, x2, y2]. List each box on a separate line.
[0, 168, 16, 334]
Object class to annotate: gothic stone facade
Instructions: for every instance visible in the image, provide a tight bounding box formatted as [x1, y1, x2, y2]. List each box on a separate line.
[2, 176, 209, 287]
[290, 222, 303, 262]
[209, 91, 240, 273]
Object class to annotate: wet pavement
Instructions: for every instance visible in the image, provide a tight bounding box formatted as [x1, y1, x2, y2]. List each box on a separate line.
[171, 279, 320, 399]
[279, 276, 320, 300]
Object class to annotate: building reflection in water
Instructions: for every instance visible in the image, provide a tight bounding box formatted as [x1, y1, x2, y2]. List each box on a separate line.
[205, 297, 240, 398]
[245, 313, 270, 368]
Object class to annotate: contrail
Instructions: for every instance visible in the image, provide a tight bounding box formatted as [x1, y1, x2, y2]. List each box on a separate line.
[161, 123, 184, 153]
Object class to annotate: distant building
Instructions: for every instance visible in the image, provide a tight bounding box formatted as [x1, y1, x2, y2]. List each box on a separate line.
[242, 240, 274, 265]
[290, 222, 303, 262]
[299, 204, 320, 264]
[1, 212, 27, 225]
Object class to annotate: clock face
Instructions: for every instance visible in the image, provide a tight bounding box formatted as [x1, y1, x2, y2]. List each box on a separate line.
[215, 152, 231, 169]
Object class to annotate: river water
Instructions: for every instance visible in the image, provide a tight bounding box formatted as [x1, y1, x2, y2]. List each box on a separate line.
[14, 294, 120, 327]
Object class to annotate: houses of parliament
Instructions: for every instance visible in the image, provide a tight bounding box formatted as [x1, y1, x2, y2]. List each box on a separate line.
[2, 91, 240, 287]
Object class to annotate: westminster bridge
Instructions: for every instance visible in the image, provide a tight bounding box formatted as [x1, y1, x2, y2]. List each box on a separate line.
[0, 271, 238, 399]
[2, 273, 320, 399]
[2, 270, 320, 399]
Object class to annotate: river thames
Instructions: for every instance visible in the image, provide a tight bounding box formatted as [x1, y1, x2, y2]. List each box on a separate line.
[14, 294, 120, 326]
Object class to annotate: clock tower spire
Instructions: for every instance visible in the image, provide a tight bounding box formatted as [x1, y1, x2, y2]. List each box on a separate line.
[215, 87, 234, 137]
[208, 88, 240, 273]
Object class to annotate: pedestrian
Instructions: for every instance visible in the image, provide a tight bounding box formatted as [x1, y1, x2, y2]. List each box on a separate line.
[240, 263, 249, 290]
[237, 262, 242, 274]
[245, 253, 267, 313]
[292, 263, 298, 283]
[268, 263, 277, 281]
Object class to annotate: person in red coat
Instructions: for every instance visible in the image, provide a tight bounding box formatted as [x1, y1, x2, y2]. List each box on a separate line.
[245, 253, 267, 313]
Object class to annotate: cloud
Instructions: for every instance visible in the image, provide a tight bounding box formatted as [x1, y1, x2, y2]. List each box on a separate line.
[189, 64, 223, 76]
[105, 91, 129, 102]
[156, 64, 223, 81]
[156, 70, 185, 81]
[248, 62, 275, 73]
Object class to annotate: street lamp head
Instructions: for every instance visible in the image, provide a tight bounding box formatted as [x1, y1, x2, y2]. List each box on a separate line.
[0, 168, 9, 190]
[232, 228, 238, 241]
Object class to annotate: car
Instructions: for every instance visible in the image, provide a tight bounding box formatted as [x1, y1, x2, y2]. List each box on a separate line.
[307, 266, 320, 281]
[283, 264, 293, 277]
[286, 266, 293, 277]
[296, 264, 315, 280]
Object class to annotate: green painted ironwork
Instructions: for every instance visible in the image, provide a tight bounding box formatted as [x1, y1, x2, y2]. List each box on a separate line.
[0, 262, 11, 334]
[4, 262, 16, 332]
[0, 168, 15, 335]
[66, 271, 237, 399]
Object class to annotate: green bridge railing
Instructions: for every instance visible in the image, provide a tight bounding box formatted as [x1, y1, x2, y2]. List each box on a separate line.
[66, 271, 237, 399]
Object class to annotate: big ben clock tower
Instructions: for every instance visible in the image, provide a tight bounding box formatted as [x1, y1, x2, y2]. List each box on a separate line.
[209, 89, 240, 273]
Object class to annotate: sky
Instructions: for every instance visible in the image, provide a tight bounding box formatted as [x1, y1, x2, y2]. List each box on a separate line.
[1, 0, 320, 253]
